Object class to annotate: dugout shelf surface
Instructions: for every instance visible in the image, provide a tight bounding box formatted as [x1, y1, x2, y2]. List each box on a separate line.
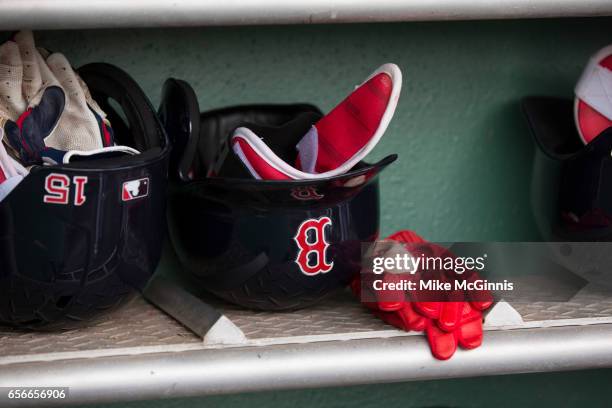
[1, 284, 612, 407]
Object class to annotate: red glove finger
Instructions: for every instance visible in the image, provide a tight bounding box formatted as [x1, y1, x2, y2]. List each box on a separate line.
[457, 303, 484, 349]
[413, 301, 440, 319]
[471, 300, 493, 311]
[425, 303, 484, 359]
[464, 273, 494, 310]
[436, 301, 464, 332]
[416, 273, 465, 331]
[372, 302, 427, 333]
[425, 319, 458, 360]
[397, 302, 427, 332]
[413, 300, 464, 332]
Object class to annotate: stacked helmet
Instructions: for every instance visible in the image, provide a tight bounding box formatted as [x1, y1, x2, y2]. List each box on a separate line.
[0, 63, 169, 329]
[525, 46, 612, 241]
[524, 98, 612, 241]
[159, 78, 396, 311]
[523, 97, 612, 292]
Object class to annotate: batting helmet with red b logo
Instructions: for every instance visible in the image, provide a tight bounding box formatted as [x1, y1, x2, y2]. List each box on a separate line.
[159, 78, 396, 310]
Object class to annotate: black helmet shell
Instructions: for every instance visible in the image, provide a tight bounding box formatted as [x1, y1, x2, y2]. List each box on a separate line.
[161, 78, 396, 310]
[524, 96, 612, 241]
[0, 63, 169, 329]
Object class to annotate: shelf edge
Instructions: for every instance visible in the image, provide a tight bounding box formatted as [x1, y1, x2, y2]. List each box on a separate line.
[1, 324, 611, 406]
[0, 0, 611, 30]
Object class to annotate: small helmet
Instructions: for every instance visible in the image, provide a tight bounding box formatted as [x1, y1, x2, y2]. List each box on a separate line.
[160, 78, 396, 310]
[0, 63, 170, 329]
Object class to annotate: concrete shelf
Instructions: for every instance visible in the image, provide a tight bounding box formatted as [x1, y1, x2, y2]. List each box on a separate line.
[0, 0, 611, 30]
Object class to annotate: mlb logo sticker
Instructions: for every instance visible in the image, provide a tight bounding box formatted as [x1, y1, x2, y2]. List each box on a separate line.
[122, 178, 149, 201]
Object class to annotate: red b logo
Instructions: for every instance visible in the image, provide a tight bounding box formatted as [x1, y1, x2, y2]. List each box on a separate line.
[294, 216, 333, 275]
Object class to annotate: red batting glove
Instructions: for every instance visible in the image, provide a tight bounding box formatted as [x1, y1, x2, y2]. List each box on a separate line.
[352, 230, 493, 360]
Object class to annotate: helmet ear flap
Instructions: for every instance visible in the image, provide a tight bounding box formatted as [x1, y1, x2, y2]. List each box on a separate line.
[77, 63, 168, 153]
[158, 78, 201, 182]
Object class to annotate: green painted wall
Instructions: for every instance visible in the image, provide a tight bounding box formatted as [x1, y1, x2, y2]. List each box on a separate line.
[35, 18, 611, 242]
[26, 17, 612, 407]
